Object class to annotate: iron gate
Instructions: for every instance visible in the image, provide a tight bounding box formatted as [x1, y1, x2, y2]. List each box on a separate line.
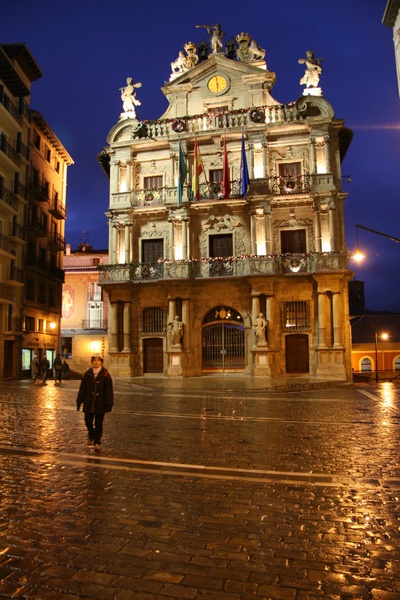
[202, 322, 245, 371]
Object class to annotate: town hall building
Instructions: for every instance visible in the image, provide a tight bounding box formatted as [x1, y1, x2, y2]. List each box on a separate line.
[97, 26, 354, 381]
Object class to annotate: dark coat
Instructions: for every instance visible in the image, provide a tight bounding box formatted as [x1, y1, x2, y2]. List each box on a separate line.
[76, 367, 114, 414]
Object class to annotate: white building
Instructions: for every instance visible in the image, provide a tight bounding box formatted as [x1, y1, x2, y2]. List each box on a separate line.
[98, 29, 354, 381]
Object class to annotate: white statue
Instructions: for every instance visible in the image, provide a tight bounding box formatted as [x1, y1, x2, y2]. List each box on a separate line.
[207, 23, 224, 54]
[249, 39, 265, 61]
[298, 51, 323, 88]
[169, 315, 183, 347]
[253, 313, 268, 346]
[171, 51, 188, 73]
[120, 77, 142, 115]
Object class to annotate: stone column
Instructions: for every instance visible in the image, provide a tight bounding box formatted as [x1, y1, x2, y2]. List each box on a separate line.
[250, 213, 257, 255]
[168, 297, 176, 325]
[124, 224, 130, 263]
[110, 302, 118, 352]
[169, 151, 175, 186]
[123, 302, 131, 352]
[332, 293, 342, 348]
[251, 293, 260, 324]
[328, 202, 336, 251]
[317, 292, 327, 348]
[182, 219, 188, 260]
[169, 219, 174, 259]
[314, 200, 322, 253]
[262, 142, 267, 178]
[324, 135, 331, 172]
[109, 223, 118, 265]
[182, 299, 189, 349]
[264, 202, 272, 254]
[310, 136, 317, 174]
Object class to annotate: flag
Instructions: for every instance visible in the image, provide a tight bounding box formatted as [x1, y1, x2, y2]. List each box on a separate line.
[191, 138, 204, 201]
[241, 133, 250, 198]
[222, 136, 231, 199]
[177, 139, 188, 206]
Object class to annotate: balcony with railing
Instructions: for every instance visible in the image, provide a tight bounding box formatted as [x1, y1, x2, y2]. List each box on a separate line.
[0, 134, 20, 166]
[25, 254, 64, 281]
[0, 232, 17, 258]
[0, 282, 15, 301]
[140, 103, 307, 139]
[98, 251, 349, 285]
[7, 264, 23, 285]
[48, 232, 65, 251]
[0, 184, 19, 212]
[49, 194, 66, 219]
[26, 217, 47, 238]
[9, 221, 26, 242]
[82, 319, 108, 330]
[29, 177, 50, 202]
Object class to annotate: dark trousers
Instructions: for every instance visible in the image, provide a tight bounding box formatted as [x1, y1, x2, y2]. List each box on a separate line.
[84, 413, 105, 445]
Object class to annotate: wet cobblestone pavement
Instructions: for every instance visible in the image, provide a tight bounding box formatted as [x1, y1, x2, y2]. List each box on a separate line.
[0, 379, 400, 599]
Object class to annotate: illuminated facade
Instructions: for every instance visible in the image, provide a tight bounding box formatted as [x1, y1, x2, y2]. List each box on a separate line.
[383, 0, 400, 97]
[61, 244, 109, 372]
[98, 30, 354, 380]
[0, 43, 72, 379]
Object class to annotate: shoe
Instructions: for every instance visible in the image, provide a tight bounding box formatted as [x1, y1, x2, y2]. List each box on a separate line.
[87, 437, 94, 446]
[94, 444, 101, 451]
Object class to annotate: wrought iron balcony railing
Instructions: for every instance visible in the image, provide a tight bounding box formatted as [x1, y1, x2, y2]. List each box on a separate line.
[98, 252, 349, 285]
[81, 319, 108, 330]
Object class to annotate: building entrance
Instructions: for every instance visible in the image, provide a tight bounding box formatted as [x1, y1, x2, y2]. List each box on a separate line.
[202, 307, 245, 372]
[143, 338, 163, 373]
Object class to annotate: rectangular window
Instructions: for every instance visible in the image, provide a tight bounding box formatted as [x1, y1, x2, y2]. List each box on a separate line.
[34, 134, 40, 150]
[25, 316, 35, 331]
[142, 239, 163, 264]
[39, 284, 46, 304]
[280, 301, 310, 332]
[280, 229, 306, 254]
[209, 233, 233, 258]
[278, 162, 301, 177]
[26, 278, 35, 301]
[209, 169, 223, 183]
[143, 175, 163, 190]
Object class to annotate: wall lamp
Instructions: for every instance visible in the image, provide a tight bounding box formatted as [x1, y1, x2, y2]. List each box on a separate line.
[341, 175, 351, 183]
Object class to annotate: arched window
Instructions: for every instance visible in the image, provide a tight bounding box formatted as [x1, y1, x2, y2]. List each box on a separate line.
[361, 357, 372, 372]
[394, 356, 400, 371]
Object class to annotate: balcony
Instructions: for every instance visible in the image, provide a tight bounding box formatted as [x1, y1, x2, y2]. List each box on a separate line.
[29, 178, 50, 202]
[3, 317, 23, 335]
[6, 264, 23, 286]
[82, 319, 108, 330]
[0, 184, 18, 213]
[98, 251, 349, 285]
[0, 134, 20, 166]
[0, 232, 17, 258]
[26, 217, 47, 238]
[0, 282, 15, 302]
[48, 232, 65, 251]
[49, 194, 66, 219]
[9, 221, 26, 242]
[25, 254, 64, 281]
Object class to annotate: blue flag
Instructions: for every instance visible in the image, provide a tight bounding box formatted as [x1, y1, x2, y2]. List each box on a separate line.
[241, 133, 250, 198]
[177, 139, 188, 206]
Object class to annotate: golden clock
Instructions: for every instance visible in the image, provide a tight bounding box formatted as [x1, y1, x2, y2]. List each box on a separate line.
[207, 75, 228, 94]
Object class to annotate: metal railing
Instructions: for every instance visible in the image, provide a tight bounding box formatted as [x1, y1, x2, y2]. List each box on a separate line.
[81, 320, 108, 330]
[98, 252, 349, 285]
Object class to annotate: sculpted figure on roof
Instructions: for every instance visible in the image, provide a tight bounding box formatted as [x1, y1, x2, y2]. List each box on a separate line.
[120, 77, 142, 115]
[298, 50, 323, 88]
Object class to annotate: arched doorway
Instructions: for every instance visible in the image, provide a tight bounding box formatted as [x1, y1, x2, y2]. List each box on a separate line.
[285, 334, 309, 373]
[202, 306, 245, 372]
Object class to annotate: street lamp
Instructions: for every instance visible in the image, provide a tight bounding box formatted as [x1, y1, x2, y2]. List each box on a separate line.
[374, 332, 388, 383]
[351, 224, 400, 262]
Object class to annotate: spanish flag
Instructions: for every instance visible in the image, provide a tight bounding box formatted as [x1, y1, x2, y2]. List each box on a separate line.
[191, 138, 204, 201]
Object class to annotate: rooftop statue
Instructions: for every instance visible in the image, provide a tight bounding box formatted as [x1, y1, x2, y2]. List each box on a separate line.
[196, 23, 224, 54]
[298, 50, 323, 88]
[120, 77, 142, 116]
[171, 42, 199, 74]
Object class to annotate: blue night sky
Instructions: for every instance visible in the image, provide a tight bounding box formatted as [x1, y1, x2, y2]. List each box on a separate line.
[3, 0, 400, 312]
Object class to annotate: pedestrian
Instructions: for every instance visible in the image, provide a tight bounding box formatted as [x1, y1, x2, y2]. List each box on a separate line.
[76, 355, 114, 451]
[53, 354, 62, 384]
[62, 360, 70, 380]
[31, 354, 39, 383]
[40, 356, 50, 384]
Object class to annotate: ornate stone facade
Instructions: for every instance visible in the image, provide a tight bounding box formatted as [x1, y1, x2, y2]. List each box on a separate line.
[98, 27, 354, 381]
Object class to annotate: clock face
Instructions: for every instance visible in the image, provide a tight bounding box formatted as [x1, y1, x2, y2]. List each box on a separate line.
[207, 75, 228, 94]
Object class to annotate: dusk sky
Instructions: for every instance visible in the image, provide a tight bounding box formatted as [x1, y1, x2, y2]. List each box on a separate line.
[3, 0, 400, 312]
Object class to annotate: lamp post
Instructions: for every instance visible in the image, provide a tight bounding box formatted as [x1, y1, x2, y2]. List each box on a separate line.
[374, 332, 388, 383]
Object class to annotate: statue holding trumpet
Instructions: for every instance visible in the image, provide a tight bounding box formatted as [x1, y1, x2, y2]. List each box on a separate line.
[196, 23, 224, 54]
